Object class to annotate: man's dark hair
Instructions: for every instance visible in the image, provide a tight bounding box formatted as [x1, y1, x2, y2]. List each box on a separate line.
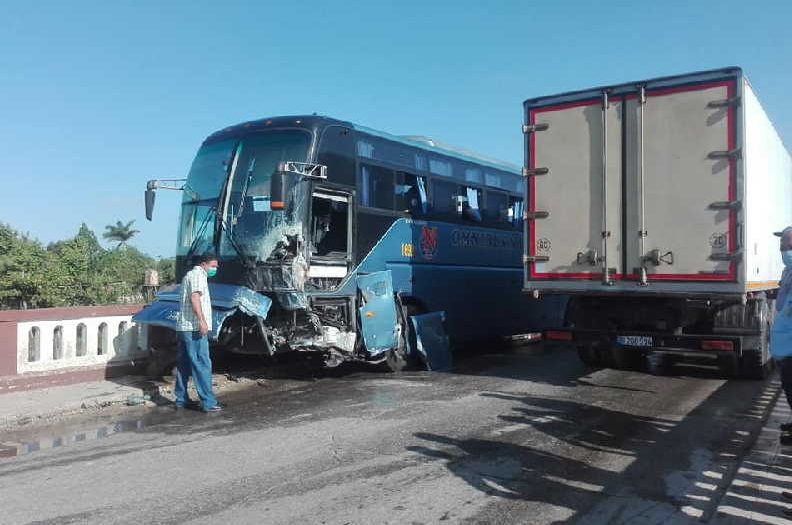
[192, 252, 218, 266]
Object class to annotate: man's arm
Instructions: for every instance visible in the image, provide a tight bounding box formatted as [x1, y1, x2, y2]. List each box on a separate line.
[190, 291, 209, 336]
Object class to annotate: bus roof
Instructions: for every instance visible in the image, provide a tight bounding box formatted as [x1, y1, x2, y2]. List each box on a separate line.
[205, 115, 520, 175]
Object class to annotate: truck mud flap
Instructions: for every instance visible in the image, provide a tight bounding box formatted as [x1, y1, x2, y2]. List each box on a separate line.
[357, 271, 399, 356]
[410, 312, 452, 371]
[132, 283, 272, 340]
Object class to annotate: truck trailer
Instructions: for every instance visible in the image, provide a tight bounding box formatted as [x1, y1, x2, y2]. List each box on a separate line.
[522, 67, 792, 377]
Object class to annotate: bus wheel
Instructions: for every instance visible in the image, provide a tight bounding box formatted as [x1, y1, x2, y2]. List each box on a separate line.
[384, 299, 425, 372]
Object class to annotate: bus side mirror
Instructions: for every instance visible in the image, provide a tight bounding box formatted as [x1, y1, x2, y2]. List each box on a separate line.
[271, 170, 287, 210]
[145, 188, 156, 220]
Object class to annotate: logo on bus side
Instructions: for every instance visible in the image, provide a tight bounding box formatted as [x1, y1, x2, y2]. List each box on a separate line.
[420, 225, 438, 259]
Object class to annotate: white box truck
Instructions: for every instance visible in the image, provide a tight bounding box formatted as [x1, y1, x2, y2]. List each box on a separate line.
[522, 67, 792, 377]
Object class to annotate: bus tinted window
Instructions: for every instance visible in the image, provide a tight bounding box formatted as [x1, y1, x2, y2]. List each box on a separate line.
[485, 191, 509, 225]
[432, 180, 457, 215]
[414, 154, 427, 171]
[485, 172, 502, 189]
[359, 164, 394, 209]
[461, 186, 483, 223]
[429, 158, 452, 177]
[465, 167, 483, 185]
[396, 172, 428, 216]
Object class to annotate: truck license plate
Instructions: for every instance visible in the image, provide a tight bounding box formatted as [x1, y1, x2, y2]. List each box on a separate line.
[616, 335, 653, 347]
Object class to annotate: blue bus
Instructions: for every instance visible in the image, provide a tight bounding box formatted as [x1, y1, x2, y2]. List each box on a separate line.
[135, 115, 564, 372]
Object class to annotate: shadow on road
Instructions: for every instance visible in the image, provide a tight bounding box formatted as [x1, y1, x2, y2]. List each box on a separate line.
[408, 371, 782, 524]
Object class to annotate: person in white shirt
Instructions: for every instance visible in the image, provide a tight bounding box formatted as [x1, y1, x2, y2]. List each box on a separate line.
[175, 253, 223, 412]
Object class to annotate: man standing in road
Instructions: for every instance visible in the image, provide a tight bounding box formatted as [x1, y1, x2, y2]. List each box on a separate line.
[772, 227, 792, 444]
[176, 253, 223, 412]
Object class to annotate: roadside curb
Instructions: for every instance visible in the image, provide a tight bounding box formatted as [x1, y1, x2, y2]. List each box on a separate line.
[0, 377, 158, 431]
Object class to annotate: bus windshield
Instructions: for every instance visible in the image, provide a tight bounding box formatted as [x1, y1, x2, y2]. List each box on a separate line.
[176, 139, 236, 257]
[177, 130, 312, 260]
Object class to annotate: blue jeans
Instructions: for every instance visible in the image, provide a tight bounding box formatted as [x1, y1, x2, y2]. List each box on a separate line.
[175, 331, 217, 410]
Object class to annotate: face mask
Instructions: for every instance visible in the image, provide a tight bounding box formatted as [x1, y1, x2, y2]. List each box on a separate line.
[207, 267, 218, 278]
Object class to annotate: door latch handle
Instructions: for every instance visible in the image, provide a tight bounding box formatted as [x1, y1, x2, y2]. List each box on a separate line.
[644, 249, 674, 266]
[576, 249, 600, 266]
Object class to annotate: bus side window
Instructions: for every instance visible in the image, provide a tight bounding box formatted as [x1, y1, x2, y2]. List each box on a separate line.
[432, 179, 457, 220]
[459, 186, 482, 223]
[359, 164, 395, 209]
[396, 172, 429, 216]
[485, 191, 509, 226]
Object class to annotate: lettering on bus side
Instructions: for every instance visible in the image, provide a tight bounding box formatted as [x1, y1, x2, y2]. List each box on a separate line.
[451, 229, 520, 250]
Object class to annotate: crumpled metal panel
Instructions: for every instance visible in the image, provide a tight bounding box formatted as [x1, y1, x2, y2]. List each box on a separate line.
[132, 283, 272, 340]
[410, 312, 452, 371]
[357, 270, 399, 355]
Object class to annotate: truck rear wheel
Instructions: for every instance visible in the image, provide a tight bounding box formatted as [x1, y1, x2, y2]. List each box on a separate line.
[576, 345, 600, 367]
[646, 351, 672, 375]
[717, 354, 739, 378]
[740, 349, 770, 379]
[739, 298, 772, 380]
[602, 346, 632, 370]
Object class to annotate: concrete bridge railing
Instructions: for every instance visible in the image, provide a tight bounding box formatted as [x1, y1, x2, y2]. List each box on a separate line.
[0, 305, 147, 393]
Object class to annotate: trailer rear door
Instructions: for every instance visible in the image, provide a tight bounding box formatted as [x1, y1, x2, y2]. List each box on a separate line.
[624, 81, 737, 281]
[527, 95, 624, 283]
[525, 72, 739, 285]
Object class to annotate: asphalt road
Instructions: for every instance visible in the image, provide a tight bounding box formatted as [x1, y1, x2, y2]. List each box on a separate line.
[0, 345, 777, 525]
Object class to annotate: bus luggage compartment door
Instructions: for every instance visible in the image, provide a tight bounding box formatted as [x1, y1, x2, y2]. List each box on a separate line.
[357, 270, 400, 355]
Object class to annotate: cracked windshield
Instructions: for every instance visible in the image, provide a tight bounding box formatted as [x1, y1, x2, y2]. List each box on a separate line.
[177, 131, 311, 260]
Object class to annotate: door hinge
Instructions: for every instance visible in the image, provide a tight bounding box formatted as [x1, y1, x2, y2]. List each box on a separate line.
[522, 167, 549, 177]
[707, 96, 741, 108]
[523, 123, 549, 133]
[710, 251, 742, 262]
[709, 200, 742, 210]
[708, 148, 742, 160]
[524, 211, 549, 220]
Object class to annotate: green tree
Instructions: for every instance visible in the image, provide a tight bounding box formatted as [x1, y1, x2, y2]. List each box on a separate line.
[102, 220, 140, 249]
[95, 245, 154, 303]
[0, 221, 162, 309]
[48, 223, 108, 305]
[156, 257, 176, 285]
[0, 224, 57, 309]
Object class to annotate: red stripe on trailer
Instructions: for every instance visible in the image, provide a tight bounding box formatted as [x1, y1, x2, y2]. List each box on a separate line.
[532, 97, 602, 114]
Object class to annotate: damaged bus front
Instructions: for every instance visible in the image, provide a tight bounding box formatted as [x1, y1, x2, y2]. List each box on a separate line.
[135, 122, 414, 373]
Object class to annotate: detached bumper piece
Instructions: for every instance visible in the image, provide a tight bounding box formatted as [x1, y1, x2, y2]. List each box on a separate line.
[410, 312, 452, 371]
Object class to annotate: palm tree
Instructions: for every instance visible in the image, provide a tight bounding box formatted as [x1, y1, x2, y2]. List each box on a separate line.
[103, 220, 140, 249]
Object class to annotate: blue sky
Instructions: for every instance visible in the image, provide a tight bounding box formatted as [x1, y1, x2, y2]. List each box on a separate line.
[1, 0, 790, 256]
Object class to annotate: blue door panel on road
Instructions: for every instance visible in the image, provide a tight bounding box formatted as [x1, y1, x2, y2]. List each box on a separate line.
[357, 271, 399, 355]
